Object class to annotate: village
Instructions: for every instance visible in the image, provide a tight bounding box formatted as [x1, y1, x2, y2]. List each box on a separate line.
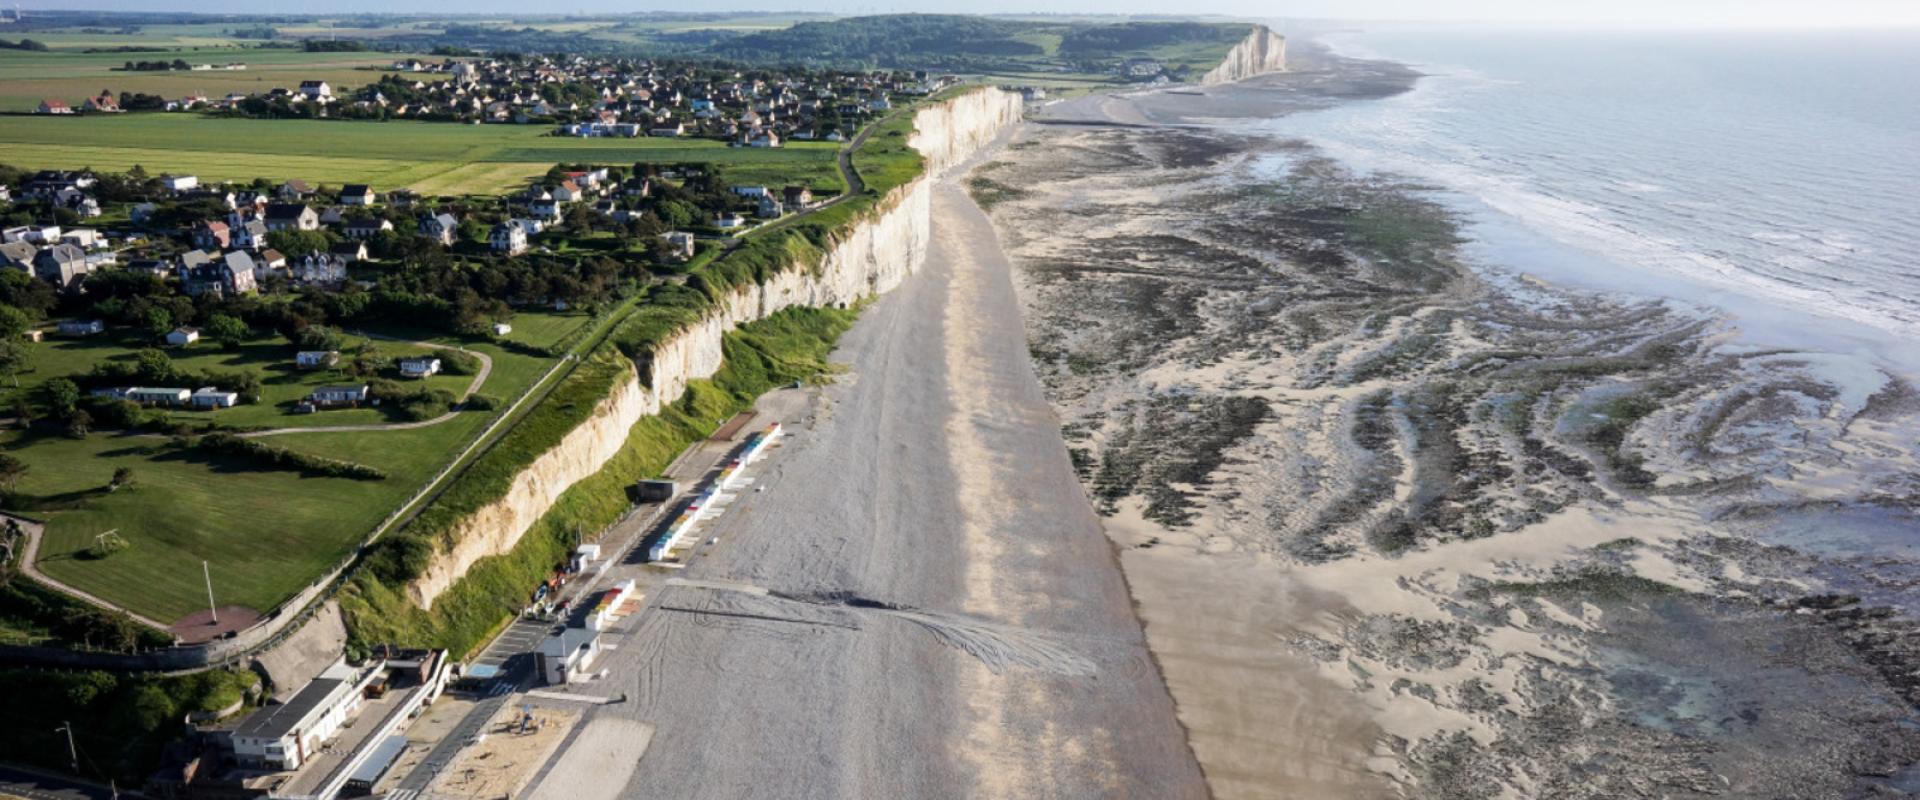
[35, 53, 959, 148]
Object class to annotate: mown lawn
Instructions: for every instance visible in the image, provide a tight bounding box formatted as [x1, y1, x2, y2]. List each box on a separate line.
[0, 115, 844, 195]
[14, 321, 565, 623]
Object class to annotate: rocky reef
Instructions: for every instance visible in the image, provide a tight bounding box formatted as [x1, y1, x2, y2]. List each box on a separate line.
[975, 103, 1920, 798]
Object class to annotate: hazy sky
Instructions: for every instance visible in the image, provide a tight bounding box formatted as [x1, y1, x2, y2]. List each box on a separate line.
[41, 0, 1920, 29]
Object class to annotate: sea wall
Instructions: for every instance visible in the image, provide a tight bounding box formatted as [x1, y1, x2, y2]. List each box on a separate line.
[1199, 24, 1287, 85]
[407, 87, 1024, 609]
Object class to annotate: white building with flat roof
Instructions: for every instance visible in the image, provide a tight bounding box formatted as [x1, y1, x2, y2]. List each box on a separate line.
[231, 658, 384, 771]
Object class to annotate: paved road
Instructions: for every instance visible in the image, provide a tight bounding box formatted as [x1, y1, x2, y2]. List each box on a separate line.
[531, 178, 1205, 798]
[0, 765, 115, 800]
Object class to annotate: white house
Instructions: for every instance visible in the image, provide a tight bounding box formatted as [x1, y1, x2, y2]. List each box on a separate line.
[191, 387, 239, 408]
[298, 80, 334, 102]
[339, 184, 376, 205]
[418, 213, 458, 246]
[231, 658, 382, 771]
[489, 222, 528, 255]
[712, 213, 746, 230]
[127, 387, 191, 406]
[309, 384, 369, 407]
[160, 174, 199, 193]
[58, 319, 106, 336]
[165, 327, 200, 346]
[398, 357, 441, 378]
[492, 322, 513, 336]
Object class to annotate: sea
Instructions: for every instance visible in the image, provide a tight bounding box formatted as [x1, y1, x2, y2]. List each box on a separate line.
[1266, 26, 1920, 373]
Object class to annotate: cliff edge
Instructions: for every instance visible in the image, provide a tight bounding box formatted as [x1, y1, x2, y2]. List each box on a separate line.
[1199, 24, 1287, 85]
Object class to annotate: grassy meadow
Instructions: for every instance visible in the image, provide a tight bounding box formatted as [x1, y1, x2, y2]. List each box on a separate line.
[0, 46, 445, 113]
[15, 314, 581, 623]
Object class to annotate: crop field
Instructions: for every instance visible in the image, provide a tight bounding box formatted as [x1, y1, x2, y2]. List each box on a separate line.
[19, 324, 563, 623]
[0, 115, 845, 195]
[0, 47, 441, 113]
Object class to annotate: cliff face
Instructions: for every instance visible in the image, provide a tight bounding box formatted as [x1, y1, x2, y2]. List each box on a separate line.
[408, 88, 1024, 609]
[1199, 24, 1287, 85]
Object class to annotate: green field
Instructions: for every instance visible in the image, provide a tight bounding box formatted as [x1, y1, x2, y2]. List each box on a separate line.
[17, 320, 569, 623]
[0, 115, 845, 195]
[0, 46, 445, 113]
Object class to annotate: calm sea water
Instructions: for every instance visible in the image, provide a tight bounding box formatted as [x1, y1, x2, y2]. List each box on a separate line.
[1267, 28, 1920, 369]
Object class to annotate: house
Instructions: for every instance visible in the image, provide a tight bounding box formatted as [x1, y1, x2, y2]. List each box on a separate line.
[339, 184, 375, 205]
[264, 203, 319, 231]
[35, 99, 73, 115]
[277, 179, 313, 200]
[0, 241, 32, 271]
[192, 220, 231, 250]
[59, 228, 101, 249]
[57, 319, 105, 337]
[298, 80, 333, 102]
[730, 185, 770, 198]
[661, 231, 696, 261]
[126, 258, 172, 278]
[783, 185, 814, 207]
[342, 216, 392, 239]
[536, 628, 601, 685]
[232, 219, 270, 250]
[84, 94, 121, 113]
[159, 174, 199, 193]
[291, 253, 348, 286]
[191, 387, 239, 408]
[129, 202, 158, 224]
[165, 327, 200, 346]
[552, 181, 585, 203]
[296, 350, 340, 370]
[418, 213, 458, 246]
[492, 322, 513, 336]
[231, 658, 381, 771]
[32, 244, 89, 290]
[398, 357, 441, 378]
[748, 130, 781, 148]
[712, 213, 746, 230]
[183, 251, 257, 298]
[756, 195, 784, 219]
[127, 387, 191, 406]
[648, 122, 685, 137]
[258, 249, 288, 270]
[330, 241, 369, 263]
[489, 222, 528, 255]
[309, 384, 369, 407]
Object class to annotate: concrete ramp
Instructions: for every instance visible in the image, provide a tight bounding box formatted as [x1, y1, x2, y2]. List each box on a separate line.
[251, 600, 347, 701]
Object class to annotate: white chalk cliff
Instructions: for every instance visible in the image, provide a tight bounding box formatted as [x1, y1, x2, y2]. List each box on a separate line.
[1200, 24, 1288, 85]
[408, 88, 1026, 608]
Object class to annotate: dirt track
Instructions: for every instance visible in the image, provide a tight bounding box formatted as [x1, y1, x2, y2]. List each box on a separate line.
[534, 177, 1204, 798]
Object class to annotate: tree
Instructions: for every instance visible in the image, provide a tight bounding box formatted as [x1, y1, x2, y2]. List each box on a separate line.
[0, 305, 29, 339]
[134, 348, 173, 383]
[142, 306, 173, 341]
[11, 393, 34, 429]
[0, 340, 32, 388]
[294, 325, 344, 352]
[110, 466, 134, 491]
[206, 314, 249, 349]
[67, 408, 92, 439]
[266, 228, 330, 256]
[43, 378, 79, 418]
[0, 453, 25, 494]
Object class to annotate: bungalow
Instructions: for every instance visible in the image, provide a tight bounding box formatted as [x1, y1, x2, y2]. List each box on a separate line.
[748, 131, 781, 148]
[278, 180, 313, 200]
[783, 185, 814, 207]
[712, 213, 746, 230]
[0, 241, 32, 271]
[329, 241, 369, 263]
[127, 387, 191, 406]
[398, 357, 441, 378]
[160, 174, 199, 193]
[309, 384, 369, 407]
[35, 99, 73, 115]
[339, 184, 376, 205]
[342, 216, 392, 239]
[57, 319, 106, 337]
[165, 327, 200, 347]
[418, 213, 459, 246]
[257, 249, 288, 270]
[489, 223, 528, 255]
[492, 322, 513, 336]
[296, 350, 341, 370]
[191, 387, 239, 408]
[264, 203, 320, 232]
[730, 185, 770, 198]
[648, 122, 685, 137]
